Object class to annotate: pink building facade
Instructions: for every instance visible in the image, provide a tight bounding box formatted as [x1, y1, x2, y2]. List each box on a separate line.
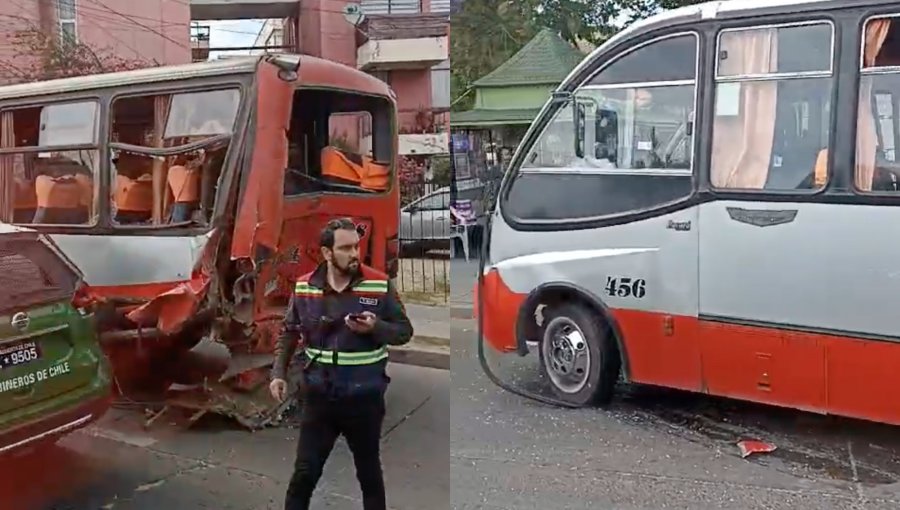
[263, 0, 450, 157]
[0, 0, 190, 84]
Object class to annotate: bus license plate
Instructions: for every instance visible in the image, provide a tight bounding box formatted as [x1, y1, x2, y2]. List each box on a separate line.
[0, 342, 42, 370]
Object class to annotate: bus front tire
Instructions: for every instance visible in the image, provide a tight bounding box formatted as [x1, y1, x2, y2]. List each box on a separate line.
[539, 303, 619, 407]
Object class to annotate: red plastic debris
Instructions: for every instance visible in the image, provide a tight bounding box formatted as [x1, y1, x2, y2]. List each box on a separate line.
[737, 439, 777, 458]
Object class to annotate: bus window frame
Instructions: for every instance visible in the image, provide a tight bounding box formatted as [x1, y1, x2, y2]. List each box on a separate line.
[852, 12, 900, 197]
[500, 30, 702, 228]
[707, 19, 837, 197]
[105, 80, 248, 232]
[0, 95, 104, 229]
[282, 86, 398, 200]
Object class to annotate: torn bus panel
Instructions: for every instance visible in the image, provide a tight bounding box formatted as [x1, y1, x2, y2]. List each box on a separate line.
[125, 275, 210, 335]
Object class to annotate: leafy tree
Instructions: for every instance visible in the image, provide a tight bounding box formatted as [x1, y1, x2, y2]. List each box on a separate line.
[617, 0, 708, 22]
[450, 0, 537, 111]
[0, 18, 157, 83]
[450, 0, 707, 110]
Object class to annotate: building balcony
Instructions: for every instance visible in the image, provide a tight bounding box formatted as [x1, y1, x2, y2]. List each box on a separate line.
[356, 14, 448, 71]
[189, 0, 296, 20]
[360, 132, 448, 156]
[399, 132, 448, 156]
[191, 25, 211, 62]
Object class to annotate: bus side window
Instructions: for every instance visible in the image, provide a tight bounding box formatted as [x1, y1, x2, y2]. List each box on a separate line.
[508, 34, 697, 221]
[857, 16, 900, 192]
[710, 22, 833, 191]
[109, 89, 239, 226]
[0, 101, 100, 226]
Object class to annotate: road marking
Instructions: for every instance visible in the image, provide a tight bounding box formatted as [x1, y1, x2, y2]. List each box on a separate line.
[77, 425, 158, 448]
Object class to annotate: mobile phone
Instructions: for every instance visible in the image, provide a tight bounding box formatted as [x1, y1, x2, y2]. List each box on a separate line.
[347, 313, 366, 322]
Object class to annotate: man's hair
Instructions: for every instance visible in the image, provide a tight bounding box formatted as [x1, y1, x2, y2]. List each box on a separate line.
[320, 217, 357, 249]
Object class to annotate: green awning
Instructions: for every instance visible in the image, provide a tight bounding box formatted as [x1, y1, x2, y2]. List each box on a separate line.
[450, 108, 541, 128]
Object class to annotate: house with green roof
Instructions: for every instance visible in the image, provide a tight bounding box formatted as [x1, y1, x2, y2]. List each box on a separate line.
[451, 28, 584, 180]
[452, 28, 584, 129]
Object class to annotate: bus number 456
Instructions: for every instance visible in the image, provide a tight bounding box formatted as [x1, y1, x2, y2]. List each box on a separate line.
[605, 277, 647, 299]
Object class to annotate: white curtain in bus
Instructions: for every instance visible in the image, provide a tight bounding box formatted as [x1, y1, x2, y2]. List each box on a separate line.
[711, 29, 778, 189]
[856, 19, 891, 191]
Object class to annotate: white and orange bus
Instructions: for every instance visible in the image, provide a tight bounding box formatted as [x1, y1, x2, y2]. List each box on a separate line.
[477, 0, 900, 425]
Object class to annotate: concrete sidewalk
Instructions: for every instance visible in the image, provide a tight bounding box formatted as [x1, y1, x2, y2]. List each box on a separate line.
[389, 302, 451, 370]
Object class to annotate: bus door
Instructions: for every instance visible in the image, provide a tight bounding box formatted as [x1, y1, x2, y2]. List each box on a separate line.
[487, 32, 704, 404]
[696, 22, 834, 412]
[572, 33, 704, 393]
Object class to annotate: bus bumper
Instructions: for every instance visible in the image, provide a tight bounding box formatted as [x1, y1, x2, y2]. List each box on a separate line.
[475, 268, 525, 354]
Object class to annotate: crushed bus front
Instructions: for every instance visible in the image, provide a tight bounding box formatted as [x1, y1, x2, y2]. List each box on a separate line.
[0, 54, 400, 428]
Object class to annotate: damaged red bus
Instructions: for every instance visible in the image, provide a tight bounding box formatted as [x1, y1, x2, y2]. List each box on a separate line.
[0, 54, 400, 426]
[478, 0, 900, 426]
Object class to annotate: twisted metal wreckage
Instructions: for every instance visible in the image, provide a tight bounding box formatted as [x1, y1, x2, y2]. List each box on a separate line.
[8, 55, 402, 430]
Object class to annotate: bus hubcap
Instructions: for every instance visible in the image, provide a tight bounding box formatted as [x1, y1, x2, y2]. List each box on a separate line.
[543, 317, 590, 393]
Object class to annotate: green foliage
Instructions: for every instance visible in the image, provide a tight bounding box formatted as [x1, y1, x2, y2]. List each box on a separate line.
[450, 0, 706, 109]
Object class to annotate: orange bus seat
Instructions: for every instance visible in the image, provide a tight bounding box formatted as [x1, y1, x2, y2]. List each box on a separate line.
[320, 146, 389, 191]
[167, 165, 201, 203]
[13, 177, 36, 210]
[74, 173, 93, 208]
[35, 175, 81, 209]
[33, 175, 87, 224]
[814, 149, 827, 188]
[115, 174, 153, 213]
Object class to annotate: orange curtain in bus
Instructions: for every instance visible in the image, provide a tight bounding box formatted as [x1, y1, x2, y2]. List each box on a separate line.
[152, 95, 171, 224]
[856, 19, 891, 191]
[0, 112, 15, 222]
[711, 29, 778, 189]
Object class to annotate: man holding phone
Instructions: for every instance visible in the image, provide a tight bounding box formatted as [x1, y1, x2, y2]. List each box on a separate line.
[269, 217, 413, 510]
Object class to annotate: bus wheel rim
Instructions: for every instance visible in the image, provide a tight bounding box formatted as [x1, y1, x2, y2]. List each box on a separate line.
[542, 316, 591, 394]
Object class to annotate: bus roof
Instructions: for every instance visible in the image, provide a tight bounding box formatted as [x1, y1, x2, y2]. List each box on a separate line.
[560, 0, 892, 90]
[0, 54, 393, 102]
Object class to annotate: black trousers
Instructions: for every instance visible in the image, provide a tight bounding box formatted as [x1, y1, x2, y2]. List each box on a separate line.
[285, 391, 386, 510]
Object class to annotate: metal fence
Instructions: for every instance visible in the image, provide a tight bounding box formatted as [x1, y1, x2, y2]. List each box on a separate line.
[395, 154, 450, 300]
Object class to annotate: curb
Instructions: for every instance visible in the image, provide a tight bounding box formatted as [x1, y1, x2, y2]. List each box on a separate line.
[388, 335, 450, 371]
[450, 305, 473, 319]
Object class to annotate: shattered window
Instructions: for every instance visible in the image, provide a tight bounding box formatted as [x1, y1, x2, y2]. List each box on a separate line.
[285, 89, 394, 196]
[109, 88, 239, 227]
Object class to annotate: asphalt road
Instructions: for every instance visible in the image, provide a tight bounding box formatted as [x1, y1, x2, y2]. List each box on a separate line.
[451, 317, 900, 510]
[1, 363, 448, 510]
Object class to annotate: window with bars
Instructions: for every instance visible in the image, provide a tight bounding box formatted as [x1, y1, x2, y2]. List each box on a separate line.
[431, 61, 450, 109]
[430, 0, 450, 13]
[360, 0, 421, 14]
[58, 0, 77, 44]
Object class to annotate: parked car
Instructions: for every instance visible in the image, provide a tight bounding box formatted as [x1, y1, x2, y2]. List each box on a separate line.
[400, 187, 451, 256]
[0, 224, 111, 456]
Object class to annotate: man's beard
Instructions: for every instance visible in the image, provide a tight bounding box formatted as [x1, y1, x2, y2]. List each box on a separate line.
[334, 258, 360, 276]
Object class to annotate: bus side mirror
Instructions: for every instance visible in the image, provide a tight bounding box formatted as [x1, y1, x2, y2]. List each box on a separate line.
[271, 55, 302, 82]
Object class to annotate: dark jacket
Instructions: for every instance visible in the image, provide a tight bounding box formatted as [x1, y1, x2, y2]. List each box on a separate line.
[271, 262, 414, 397]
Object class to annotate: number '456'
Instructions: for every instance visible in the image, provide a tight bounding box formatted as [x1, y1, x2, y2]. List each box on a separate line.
[605, 277, 647, 299]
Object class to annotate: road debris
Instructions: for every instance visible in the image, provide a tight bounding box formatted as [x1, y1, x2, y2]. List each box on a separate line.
[737, 439, 777, 458]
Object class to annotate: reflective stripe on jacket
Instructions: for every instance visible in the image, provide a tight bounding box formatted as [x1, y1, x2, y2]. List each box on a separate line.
[279, 262, 413, 397]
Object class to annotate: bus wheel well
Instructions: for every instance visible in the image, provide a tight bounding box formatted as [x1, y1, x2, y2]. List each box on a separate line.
[517, 286, 629, 381]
